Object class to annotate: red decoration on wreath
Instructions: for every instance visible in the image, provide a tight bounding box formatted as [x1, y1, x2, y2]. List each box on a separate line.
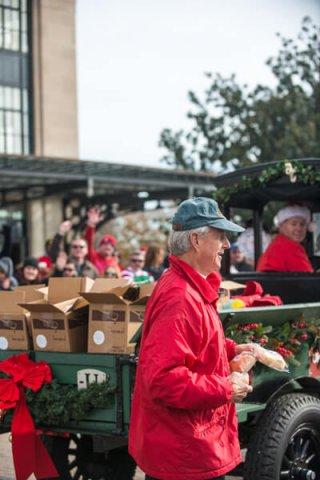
[0, 353, 58, 480]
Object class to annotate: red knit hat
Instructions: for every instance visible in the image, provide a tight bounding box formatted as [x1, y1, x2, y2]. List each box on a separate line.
[99, 234, 117, 247]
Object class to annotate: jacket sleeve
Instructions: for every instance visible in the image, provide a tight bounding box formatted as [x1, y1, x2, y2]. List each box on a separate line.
[48, 233, 64, 262]
[225, 338, 237, 360]
[140, 297, 232, 411]
[84, 226, 96, 264]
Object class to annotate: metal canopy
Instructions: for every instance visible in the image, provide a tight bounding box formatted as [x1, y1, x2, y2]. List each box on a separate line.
[0, 154, 216, 207]
[213, 158, 320, 209]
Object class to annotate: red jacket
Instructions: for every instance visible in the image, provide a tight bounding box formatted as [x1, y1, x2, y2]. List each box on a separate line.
[129, 255, 241, 480]
[257, 234, 313, 272]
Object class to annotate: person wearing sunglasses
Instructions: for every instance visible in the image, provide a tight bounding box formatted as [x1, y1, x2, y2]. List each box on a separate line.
[49, 220, 98, 279]
[69, 239, 99, 279]
[62, 259, 78, 278]
[121, 251, 151, 282]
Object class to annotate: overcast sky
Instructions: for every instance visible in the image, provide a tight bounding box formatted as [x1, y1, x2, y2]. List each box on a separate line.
[76, 0, 320, 167]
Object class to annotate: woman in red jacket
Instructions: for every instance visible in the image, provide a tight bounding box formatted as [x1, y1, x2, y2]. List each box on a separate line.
[129, 197, 254, 480]
[257, 205, 313, 272]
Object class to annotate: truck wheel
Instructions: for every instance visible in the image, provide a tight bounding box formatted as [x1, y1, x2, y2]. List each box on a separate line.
[244, 393, 320, 480]
[44, 434, 136, 480]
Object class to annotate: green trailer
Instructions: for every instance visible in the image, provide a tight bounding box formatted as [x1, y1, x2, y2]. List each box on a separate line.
[1, 299, 319, 480]
[0, 158, 320, 480]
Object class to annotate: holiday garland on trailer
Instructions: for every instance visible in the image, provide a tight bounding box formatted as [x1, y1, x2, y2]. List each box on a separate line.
[0, 354, 117, 480]
[215, 160, 320, 204]
[0, 369, 115, 427]
[26, 379, 115, 426]
[226, 316, 320, 368]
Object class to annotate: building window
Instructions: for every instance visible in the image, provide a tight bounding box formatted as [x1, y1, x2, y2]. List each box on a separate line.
[0, 0, 32, 154]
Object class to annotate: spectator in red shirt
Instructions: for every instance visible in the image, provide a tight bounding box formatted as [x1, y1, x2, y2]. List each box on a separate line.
[257, 205, 313, 272]
[84, 207, 120, 276]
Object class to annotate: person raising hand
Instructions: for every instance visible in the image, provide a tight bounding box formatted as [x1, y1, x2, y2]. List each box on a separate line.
[84, 207, 120, 276]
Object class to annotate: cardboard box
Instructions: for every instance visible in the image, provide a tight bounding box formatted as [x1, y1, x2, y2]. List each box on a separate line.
[20, 277, 94, 352]
[0, 291, 31, 351]
[14, 284, 47, 338]
[81, 279, 154, 354]
[14, 284, 46, 301]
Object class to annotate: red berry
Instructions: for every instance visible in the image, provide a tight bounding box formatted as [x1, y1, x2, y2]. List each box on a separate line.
[298, 322, 307, 329]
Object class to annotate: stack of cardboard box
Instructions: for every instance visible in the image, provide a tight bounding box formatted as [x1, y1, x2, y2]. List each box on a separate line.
[0, 277, 154, 354]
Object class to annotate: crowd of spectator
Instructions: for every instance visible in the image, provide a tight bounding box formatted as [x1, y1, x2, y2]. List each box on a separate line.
[0, 207, 167, 291]
[0, 202, 315, 291]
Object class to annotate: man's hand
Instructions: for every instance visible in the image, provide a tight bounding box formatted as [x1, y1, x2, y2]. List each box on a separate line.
[87, 207, 104, 228]
[235, 343, 256, 355]
[59, 220, 72, 236]
[228, 371, 253, 403]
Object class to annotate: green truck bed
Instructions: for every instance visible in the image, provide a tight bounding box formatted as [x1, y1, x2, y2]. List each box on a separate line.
[0, 302, 319, 436]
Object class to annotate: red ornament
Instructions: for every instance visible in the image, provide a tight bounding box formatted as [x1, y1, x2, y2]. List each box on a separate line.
[0, 353, 58, 480]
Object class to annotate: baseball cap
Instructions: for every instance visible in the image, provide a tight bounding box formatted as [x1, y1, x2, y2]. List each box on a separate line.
[99, 234, 117, 247]
[171, 197, 244, 233]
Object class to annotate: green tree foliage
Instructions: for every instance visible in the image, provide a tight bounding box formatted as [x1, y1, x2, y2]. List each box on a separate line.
[159, 17, 320, 172]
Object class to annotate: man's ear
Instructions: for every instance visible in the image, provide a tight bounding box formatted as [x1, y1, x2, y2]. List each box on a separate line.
[189, 231, 199, 251]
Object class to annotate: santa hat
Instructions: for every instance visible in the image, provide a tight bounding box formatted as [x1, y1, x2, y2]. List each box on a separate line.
[274, 205, 311, 228]
[38, 256, 53, 269]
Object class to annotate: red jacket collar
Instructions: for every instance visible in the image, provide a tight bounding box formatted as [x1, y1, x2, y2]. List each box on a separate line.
[169, 255, 221, 304]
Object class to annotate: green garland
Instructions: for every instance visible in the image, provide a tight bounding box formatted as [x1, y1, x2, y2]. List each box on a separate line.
[226, 317, 320, 367]
[26, 380, 115, 426]
[0, 376, 116, 427]
[215, 160, 320, 204]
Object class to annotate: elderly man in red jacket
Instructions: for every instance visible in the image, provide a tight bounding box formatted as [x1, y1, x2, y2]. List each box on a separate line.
[129, 197, 254, 480]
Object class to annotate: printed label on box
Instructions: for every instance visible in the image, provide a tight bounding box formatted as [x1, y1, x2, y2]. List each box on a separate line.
[92, 310, 126, 322]
[93, 330, 105, 345]
[33, 318, 65, 330]
[130, 310, 144, 323]
[36, 334, 48, 349]
[0, 319, 24, 330]
[0, 336, 9, 350]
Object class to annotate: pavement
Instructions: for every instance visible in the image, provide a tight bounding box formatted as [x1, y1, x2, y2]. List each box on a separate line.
[0, 433, 240, 480]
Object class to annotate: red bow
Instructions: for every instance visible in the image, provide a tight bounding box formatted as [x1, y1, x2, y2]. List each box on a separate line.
[0, 353, 58, 480]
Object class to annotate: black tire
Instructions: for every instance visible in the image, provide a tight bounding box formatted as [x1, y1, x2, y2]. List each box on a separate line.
[244, 393, 320, 480]
[44, 434, 136, 480]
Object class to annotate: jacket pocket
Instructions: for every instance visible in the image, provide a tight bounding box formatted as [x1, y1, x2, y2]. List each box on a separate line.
[193, 405, 227, 438]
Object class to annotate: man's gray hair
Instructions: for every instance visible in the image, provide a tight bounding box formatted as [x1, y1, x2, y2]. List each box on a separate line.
[168, 226, 211, 256]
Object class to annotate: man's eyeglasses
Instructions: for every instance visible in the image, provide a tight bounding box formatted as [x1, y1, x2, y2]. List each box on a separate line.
[64, 267, 76, 272]
[71, 245, 85, 249]
[131, 258, 143, 263]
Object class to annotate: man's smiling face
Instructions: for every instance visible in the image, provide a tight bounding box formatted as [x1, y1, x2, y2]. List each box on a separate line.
[196, 228, 230, 274]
